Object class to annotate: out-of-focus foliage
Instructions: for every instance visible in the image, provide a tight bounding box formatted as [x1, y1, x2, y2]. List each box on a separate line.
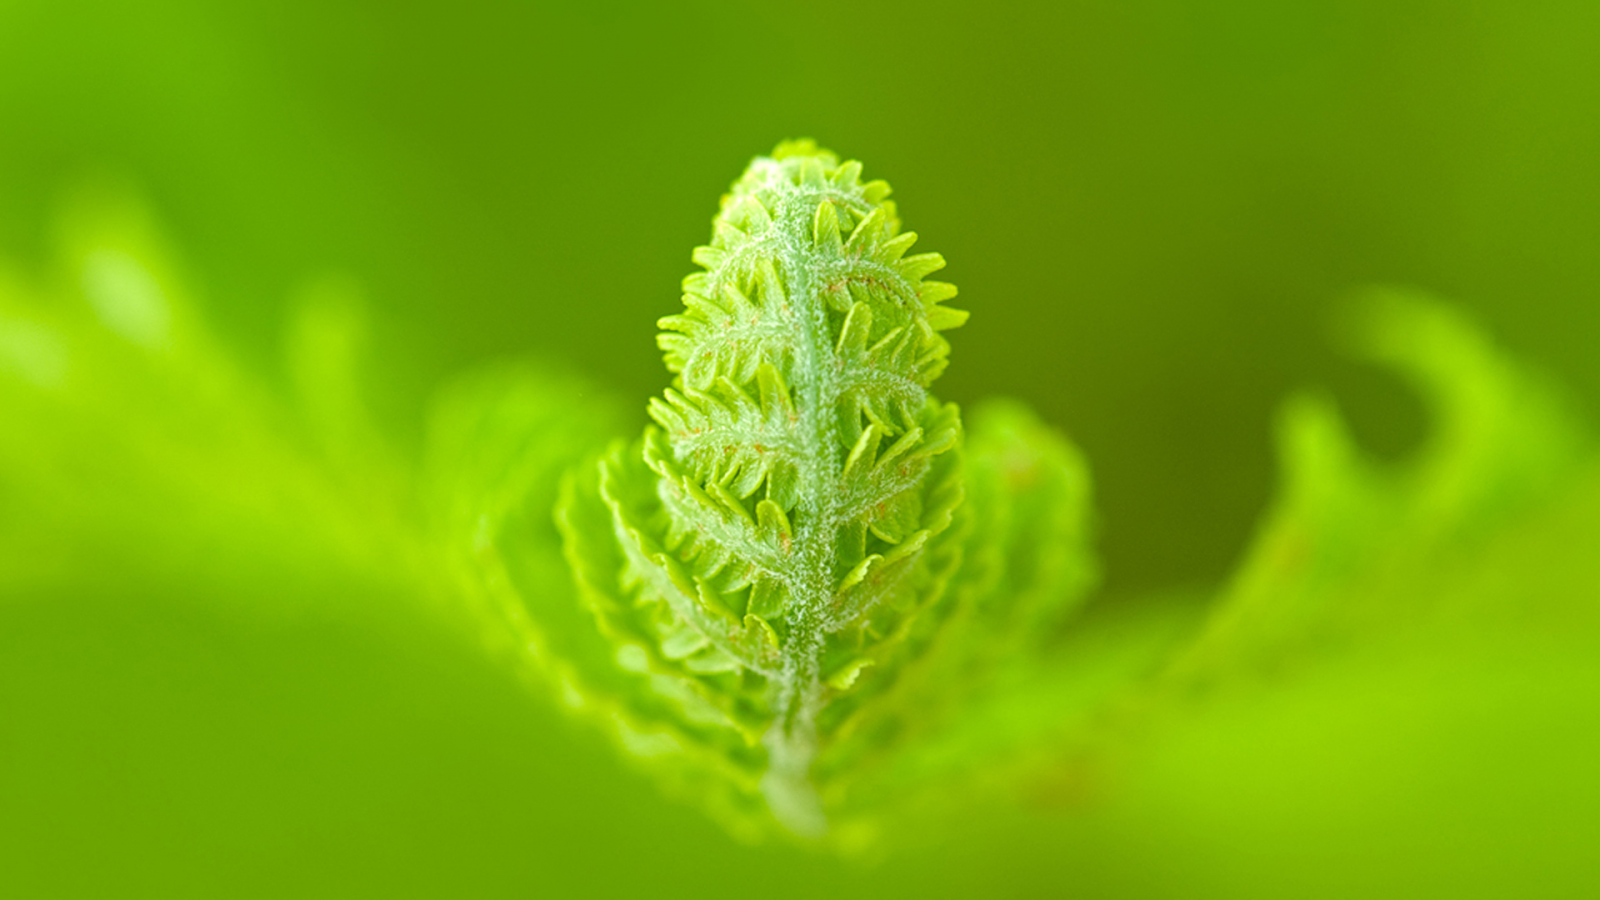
[1175, 290, 1593, 681]
[0, 185, 419, 602]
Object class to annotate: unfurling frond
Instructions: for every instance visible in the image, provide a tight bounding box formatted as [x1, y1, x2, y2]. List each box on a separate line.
[539, 141, 1094, 841]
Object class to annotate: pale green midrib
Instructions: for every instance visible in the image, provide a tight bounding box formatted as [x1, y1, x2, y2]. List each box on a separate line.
[758, 174, 846, 835]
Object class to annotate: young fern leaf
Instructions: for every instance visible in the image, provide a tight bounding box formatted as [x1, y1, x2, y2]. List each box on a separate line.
[560, 140, 982, 836]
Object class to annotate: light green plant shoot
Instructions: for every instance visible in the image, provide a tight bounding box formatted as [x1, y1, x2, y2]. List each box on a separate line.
[446, 140, 1097, 841]
[595, 140, 967, 834]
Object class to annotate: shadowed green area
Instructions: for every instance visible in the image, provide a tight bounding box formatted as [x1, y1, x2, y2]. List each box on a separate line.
[2, 1, 1599, 897]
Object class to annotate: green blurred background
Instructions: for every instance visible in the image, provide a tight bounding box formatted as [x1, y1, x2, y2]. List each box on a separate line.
[2, 1, 1598, 896]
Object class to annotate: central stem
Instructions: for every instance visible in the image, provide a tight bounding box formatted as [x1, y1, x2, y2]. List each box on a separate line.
[760, 183, 840, 836]
[760, 638, 824, 836]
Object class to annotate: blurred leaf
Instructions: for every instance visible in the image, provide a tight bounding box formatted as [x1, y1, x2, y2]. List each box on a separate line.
[0, 185, 423, 604]
[1170, 289, 1594, 687]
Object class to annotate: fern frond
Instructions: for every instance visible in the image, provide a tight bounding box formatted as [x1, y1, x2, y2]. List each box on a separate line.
[559, 140, 997, 837]
[428, 141, 1098, 842]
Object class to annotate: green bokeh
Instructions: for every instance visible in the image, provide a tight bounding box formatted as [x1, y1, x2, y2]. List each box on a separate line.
[3, 1, 1598, 896]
